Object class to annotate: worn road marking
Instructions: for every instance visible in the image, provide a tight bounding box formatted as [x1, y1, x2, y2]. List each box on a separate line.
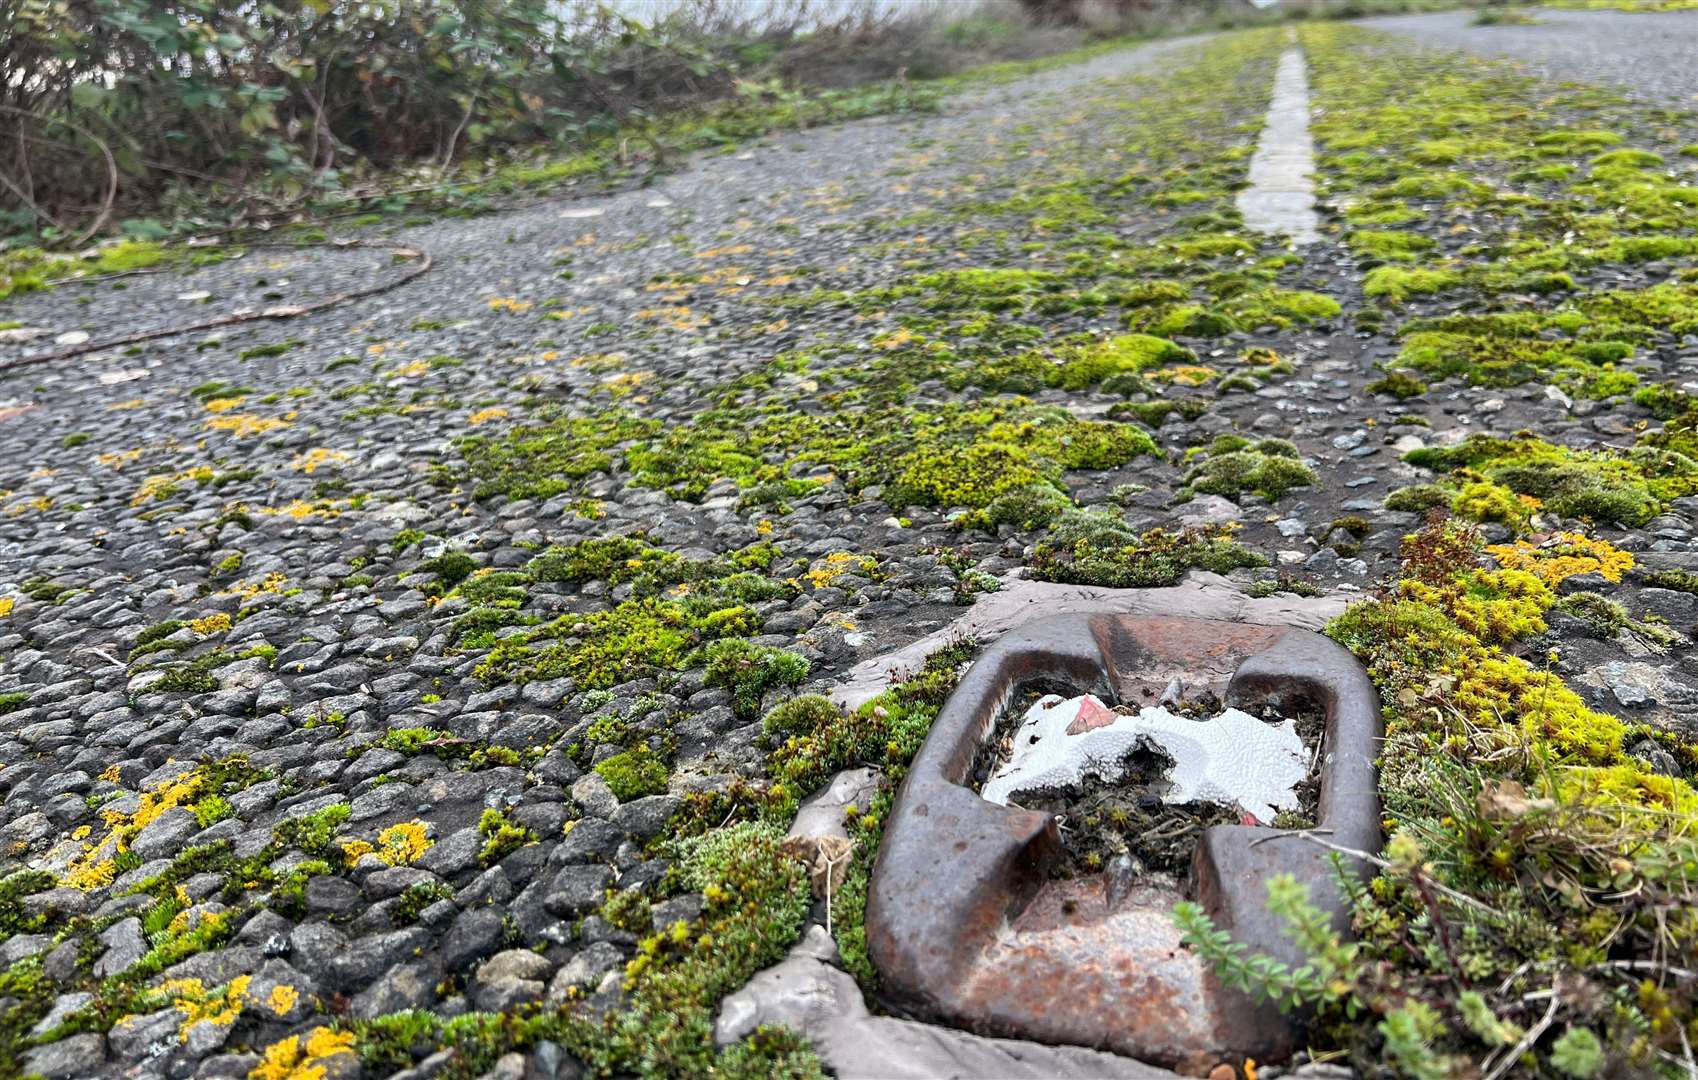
[1238, 45, 1321, 245]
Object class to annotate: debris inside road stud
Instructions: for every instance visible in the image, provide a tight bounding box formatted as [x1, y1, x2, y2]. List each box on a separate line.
[980, 693, 1309, 824]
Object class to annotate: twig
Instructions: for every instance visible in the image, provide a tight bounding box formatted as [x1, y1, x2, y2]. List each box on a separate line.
[1481, 986, 1559, 1080]
[0, 240, 434, 373]
[440, 100, 475, 170]
[1600, 959, 1698, 982]
[1280, 830, 1506, 919]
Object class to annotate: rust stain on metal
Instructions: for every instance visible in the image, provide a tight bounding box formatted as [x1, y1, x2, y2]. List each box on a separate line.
[865, 614, 1382, 1069]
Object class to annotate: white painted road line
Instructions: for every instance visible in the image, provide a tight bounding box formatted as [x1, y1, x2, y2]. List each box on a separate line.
[1238, 47, 1321, 245]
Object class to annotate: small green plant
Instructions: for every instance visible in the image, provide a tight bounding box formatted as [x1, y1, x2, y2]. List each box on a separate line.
[701, 640, 811, 720]
[476, 808, 535, 865]
[594, 746, 671, 801]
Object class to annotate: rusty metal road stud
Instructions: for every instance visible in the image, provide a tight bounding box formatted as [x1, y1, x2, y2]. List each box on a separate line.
[865, 614, 1382, 1071]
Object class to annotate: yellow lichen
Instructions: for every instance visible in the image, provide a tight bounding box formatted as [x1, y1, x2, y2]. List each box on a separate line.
[1486, 531, 1633, 585]
[291, 448, 352, 474]
[257, 500, 343, 521]
[265, 983, 300, 1018]
[804, 551, 879, 590]
[376, 820, 433, 866]
[190, 613, 232, 635]
[601, 372, 652, 398]
[218, 572, 289, 600]
[1147, 364, 1218, 386]
[98, 448, 144, 470]
[467, 407, 508, 426]
[338, 839, 374, 867]
[173, 974, 250, 1039]
[205, 411, 295, 438]
[203, 396, 247, 414]
[63, 767, 211, 889]
[250, 1026, 356, 1080]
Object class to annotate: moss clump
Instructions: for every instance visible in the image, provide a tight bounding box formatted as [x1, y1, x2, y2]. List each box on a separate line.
[1383, 483, 1450, 513]
[1406, 432, 1684, 526]
[564, 821, 812, 1076]
[418, 549, 478, 593]
[476, 807, 536, 865]
[1451, 479, 1533, 528]
[595, 746, 671, 801]
[1348, 229, 1437, 262]
[528, 535, 671, 585]
[1363, 266, 1461, 301]
[1053, 334, 1192, 390]
[1227, 288, 1341, 328]
[702, 640, 811, 721]
[883, 410, 1156, 509]
[1029, 513, 1264, 588]
[1557, 592, 1679, 652]
[1145, 304, 1238, 338]
[476, 597, 759, 688]
[911, 267, 1061, 310]
[884, 441, 1048, 509]
[453, 412, 660, 500]
[1182, 436, 1316, 501]
[1366, 370, 1427, 400]
[978, 482, 1072, 531]
[761, 694, 841, 741]
[237, 339, 302, 361]
[1642, 569, 1698, 595]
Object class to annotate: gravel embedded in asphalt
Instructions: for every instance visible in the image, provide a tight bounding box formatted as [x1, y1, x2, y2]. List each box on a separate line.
[1361, 7, 1698, 104]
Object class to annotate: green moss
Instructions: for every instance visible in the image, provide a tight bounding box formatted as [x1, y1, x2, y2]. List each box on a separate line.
[1642, 569, 1698, 595]
[418, 549, 479, 595]
[1029, 513, 1264, 588]
[477, 597, 759, 688]
[701, 640, 811, 721]
[884, 442, 1047, 508]
[594, 745, 671, 801]
[452, 412, 660, 500]
[761, 695, 841, 740]
[1405, 432, 1682, 526]
[1366, 370, 1428, 399]
[1349, 230, 1437, 262]
[1053, 334, 1192, 390]
[1363, 266, 1461, 301]
[1182, 436, 1316, 501]
[562, 821, 812, 1077]
[1228, 287, 1341, 327]
[978, 482, 1073, 531]
[1383, 483, 1451, 513]
[1145, 304, 1238, 337]
[237, 339, 302, 361]
[0, 691, 32, 715]
[476, 807, 536, 864]
[1451, 479, 1531, 527]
